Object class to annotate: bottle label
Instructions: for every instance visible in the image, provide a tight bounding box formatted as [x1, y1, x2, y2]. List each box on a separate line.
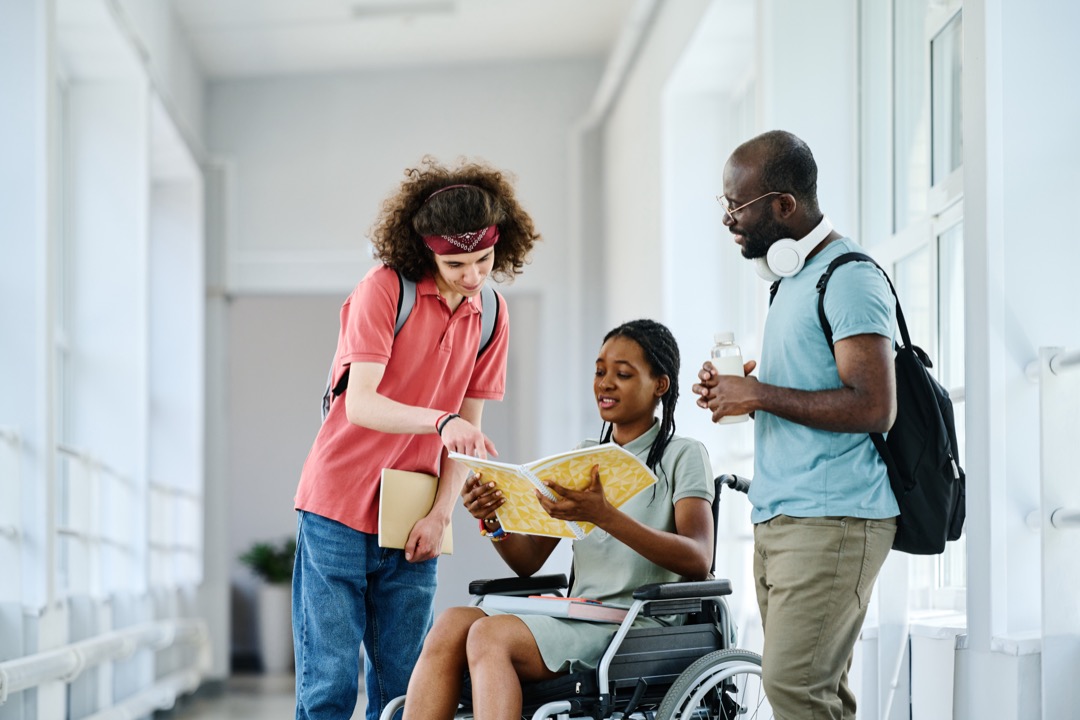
[708, 354, 750, 424]
[710, 355, 745, 376]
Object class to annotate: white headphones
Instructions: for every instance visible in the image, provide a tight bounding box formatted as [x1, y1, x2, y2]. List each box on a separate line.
[753, 215, 834, 282]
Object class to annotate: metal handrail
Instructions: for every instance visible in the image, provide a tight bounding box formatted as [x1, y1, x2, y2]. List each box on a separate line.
[82, 667, 202, 720]
[1049, 348, 1080, 375]
[1024, 508, 1080, 531]
[0, 429, 21, 543]
[1050, 508, 1080, 530]
[148, 481, 202, 502]
[0, 618, 208, 703]
[1025, 347, 1080, 382]
[56, 444, 133, 488]
[55, 526, 134, 552]
[148, 541, 200, 554]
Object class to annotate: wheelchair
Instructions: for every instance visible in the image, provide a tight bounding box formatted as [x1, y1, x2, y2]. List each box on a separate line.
[380, 475, 773, 720]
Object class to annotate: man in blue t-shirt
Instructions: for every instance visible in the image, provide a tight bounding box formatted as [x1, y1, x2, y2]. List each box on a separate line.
[693, 130, 898, 719]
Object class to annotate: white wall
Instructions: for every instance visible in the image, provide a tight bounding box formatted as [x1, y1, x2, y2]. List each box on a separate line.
[757, 0, 858, 238]
[956, 0, 1080, 716]
[603, 0, 712, 328]
[207, 58, 603, 662]
[112, 0, 206, 155]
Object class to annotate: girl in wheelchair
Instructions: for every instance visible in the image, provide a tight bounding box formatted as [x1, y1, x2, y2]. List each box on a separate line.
[402, 319, 716, 720]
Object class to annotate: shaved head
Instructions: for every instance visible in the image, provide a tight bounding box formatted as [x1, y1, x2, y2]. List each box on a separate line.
[732, 130, 820, 216]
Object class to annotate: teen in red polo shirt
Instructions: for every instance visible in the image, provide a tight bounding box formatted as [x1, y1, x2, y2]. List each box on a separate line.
[292, 158, 541, 720]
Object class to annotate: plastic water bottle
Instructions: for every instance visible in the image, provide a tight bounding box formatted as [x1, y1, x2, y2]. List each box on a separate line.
[709, 332, 749, 424]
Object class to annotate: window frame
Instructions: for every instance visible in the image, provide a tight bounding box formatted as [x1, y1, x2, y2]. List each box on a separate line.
[863, 0, 966, 613]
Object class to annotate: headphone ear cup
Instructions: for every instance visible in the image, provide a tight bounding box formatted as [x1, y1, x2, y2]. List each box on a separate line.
[766, 238, 805, 278]
[754, 257, 781, 282]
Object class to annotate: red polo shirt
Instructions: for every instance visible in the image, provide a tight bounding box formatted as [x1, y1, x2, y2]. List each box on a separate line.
[295, 264, 509, 534]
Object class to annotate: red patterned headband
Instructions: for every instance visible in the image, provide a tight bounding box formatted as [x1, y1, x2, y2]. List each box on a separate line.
[420, 184, 500, 255]
[423, 224, 500, 255]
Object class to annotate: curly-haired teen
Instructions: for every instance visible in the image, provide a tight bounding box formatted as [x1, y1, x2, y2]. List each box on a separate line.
[402, 319, 715, 720]
[293, 157, 540, 720]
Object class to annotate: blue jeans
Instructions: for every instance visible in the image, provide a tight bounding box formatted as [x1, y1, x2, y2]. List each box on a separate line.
[292, 510, 438, 720]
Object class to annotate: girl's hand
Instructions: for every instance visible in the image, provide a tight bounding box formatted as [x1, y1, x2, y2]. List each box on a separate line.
[440, 416, 497, 459]
[460, 471, 503, 520]
[537, 465, 613, 525]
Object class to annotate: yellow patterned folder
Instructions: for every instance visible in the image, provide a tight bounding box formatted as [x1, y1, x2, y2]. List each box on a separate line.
[448, 444, 657, 540]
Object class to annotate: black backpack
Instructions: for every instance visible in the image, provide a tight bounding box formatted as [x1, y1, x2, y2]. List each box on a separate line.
[320, 270, 499, 421]
[811, 252, 966, 554]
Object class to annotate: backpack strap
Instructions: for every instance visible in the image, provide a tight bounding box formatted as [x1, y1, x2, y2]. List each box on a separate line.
[395, 274, 495, 357]
[477, 283, 499, 356]
[815, 252, 912, 352]
[322, 272, 498, 420]
[395, 273, 417, 335]
[814, 251, 908, 497]
[322, 270, 416, 419]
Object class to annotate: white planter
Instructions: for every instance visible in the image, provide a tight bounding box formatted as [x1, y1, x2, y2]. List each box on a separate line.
[257, 582, 294, 673]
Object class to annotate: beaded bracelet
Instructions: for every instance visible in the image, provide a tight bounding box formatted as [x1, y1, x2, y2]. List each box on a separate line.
[478, 517, 510, 542]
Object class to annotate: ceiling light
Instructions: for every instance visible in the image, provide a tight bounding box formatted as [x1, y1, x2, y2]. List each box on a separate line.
[350, 0, 456, 20]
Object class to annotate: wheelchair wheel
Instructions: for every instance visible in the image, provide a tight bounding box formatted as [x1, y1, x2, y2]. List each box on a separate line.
[655, 648, 770, 720]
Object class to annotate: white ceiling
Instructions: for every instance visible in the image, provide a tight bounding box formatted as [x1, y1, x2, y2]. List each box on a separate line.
[172, 0, 638, 78]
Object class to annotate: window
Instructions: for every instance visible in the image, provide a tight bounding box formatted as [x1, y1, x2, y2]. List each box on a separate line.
[931, 10, 963, 186]
[892, 0, 931, 234]
[861, 0, 966, 612]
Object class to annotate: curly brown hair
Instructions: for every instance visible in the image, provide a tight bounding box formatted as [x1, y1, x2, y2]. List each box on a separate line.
[369, 156, 541, 283]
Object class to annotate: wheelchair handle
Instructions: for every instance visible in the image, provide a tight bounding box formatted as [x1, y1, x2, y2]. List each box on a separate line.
[717, 474, 751, 494]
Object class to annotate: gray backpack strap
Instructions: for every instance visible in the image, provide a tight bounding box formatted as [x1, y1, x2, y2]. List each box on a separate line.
[321, 269, 416, 421]
[477, 283, 499, 356]
[395, 274, 417, 334]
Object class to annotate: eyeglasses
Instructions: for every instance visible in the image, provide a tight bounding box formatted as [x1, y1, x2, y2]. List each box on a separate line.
[715, 191, 783, 221]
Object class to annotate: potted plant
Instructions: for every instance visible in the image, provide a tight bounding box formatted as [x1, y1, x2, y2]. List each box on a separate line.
[240, 537, 296, 673]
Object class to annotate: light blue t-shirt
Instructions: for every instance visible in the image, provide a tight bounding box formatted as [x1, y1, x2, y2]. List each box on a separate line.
[751, 237, 900, 523]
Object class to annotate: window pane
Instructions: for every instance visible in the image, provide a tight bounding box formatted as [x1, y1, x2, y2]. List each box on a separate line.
[859, 0, 892, 246]
[893, 0, 931, 233]
[931, 11, 963, 184]
[937, 221, 966, 591]
[937, 222, 965, 390]
[893, 246, 932, 351]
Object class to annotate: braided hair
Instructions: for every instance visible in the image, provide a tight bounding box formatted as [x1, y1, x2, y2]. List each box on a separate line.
[598, 319, 680, 474]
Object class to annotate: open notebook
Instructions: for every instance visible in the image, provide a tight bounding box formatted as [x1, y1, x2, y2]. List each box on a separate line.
[449, 444, 656, 540]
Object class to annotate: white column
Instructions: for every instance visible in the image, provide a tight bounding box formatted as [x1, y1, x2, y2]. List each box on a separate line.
[1038, 347, 1080, 717]
[0, 0, 57, 616]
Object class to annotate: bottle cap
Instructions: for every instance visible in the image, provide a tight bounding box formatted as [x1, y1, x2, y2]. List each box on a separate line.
[714, 331, 735, 344]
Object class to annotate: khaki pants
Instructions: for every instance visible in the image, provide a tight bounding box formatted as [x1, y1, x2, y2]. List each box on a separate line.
[753, 515, 896, 720]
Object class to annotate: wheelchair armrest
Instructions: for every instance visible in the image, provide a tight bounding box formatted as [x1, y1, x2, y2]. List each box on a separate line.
[631, 579, 733, 601]
[468, 574, 569, 597]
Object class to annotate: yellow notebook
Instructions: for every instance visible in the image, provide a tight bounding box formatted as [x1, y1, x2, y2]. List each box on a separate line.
[377, 469, 453, 554]
[448, 444, 657, 540]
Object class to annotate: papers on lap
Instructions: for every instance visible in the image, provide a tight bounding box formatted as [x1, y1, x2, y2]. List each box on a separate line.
[481, 594, 630, 624]
[448, 444, 657, 540]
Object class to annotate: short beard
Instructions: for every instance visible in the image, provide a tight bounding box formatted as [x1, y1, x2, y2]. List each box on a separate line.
[741, 206, 791, 259]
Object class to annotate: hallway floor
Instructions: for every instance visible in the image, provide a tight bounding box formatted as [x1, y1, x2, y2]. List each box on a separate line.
[170, 674, 366, 719]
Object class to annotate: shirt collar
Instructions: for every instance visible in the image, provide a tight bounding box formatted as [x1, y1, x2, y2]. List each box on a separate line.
[419, 273, 482, 313]
[619, 419, 662, 458]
